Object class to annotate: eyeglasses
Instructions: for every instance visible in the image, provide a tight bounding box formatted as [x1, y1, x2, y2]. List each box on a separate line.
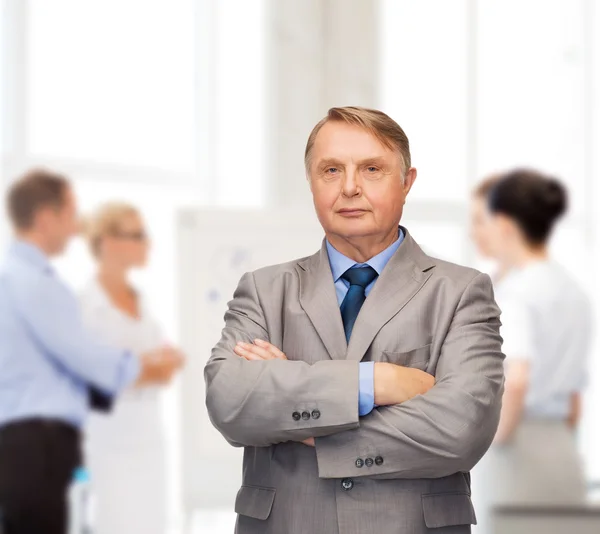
[112, 231, 148, 242]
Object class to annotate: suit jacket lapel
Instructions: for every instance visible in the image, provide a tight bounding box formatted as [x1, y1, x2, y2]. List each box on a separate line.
[297, 241, 348, 361]
[346, 230, 436, 362]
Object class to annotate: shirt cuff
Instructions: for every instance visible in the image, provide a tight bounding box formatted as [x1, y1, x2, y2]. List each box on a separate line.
[358, 361, 376, 416]
[115, 350, 141, 392]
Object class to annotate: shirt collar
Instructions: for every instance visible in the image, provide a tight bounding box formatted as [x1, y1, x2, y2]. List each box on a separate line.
[9, 240, 54, 274]
[326, 228, 405, 282]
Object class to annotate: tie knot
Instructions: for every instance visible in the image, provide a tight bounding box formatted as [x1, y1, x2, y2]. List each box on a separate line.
[341, 266, 378, 289]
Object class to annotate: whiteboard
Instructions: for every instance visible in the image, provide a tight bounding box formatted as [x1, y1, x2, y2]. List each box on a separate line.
[177, 208, 324, 513]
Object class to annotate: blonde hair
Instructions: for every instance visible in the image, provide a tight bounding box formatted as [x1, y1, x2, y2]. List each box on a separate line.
[82, 202, 140, 259]
[304, 106, 411, 177]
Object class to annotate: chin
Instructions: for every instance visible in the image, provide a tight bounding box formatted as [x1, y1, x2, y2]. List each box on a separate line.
[329, 219, 378, 239]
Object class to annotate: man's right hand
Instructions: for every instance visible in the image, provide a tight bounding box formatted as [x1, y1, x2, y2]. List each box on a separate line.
[373, 362, 435, 406]
[136, 347, 185, 386]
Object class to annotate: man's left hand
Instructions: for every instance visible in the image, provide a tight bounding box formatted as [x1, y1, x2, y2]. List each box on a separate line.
[234, 339, 288, 361]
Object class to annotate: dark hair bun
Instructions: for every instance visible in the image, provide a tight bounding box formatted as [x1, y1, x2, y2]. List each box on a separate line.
[487, 169, 568, 245]
[539, 179, 567, 221]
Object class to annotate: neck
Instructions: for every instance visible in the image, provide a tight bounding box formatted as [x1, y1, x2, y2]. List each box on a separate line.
[97, 262, 129, 292]
[494, 262, 512, 282]
[16, 231, 54, 257]
[508, 242, 549, 268]
[326, 226, 399, 263]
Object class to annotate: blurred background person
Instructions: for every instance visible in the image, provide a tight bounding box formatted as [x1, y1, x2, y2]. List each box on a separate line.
[470, 175, 509, 285]
[472, 169, 591, 532]
[0, 170, 183, 534]
[80, 202, 182, 534]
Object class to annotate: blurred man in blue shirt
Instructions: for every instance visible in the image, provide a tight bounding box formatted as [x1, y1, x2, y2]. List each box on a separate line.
[0, 169, 183, 534]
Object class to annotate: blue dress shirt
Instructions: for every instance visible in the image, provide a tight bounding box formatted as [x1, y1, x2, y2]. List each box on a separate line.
[0, 241, 140, 428]
[326, 228, 405, 416]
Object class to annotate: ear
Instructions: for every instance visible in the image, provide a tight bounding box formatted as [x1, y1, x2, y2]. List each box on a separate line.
[497, 214, 517, 238]
[34, 207, 52, 231]
[403, 167, 417, 195]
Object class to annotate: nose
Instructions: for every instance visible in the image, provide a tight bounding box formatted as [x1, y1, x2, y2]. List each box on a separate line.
[341, 167, 360, 198]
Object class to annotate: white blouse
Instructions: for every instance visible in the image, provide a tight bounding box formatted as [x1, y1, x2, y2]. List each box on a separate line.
[494, 260, 592, 419]
[80, 278, 167, 449]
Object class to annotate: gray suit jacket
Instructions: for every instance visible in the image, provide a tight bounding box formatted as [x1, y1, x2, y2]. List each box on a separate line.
[205, 229, 504, 534]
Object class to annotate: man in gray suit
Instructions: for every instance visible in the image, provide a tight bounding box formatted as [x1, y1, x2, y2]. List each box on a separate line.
[205, 106, 504, 533]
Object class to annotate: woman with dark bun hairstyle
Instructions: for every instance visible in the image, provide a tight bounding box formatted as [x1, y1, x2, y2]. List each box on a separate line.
[472, 169, 591, 532]
[469, 173, 509, 284]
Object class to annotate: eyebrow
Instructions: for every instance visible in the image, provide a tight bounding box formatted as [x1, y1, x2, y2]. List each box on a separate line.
[316, 156, 389, 167]
[356, 156, 388, 166]
[316, 158, 344, 168]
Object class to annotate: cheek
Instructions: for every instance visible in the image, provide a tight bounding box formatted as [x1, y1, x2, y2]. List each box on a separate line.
[127, 244, 142, 258]
[113, 242, 132, 259]
[488, 226, 503, 247]
[131, 241, 149, 260]
[365, 183, 405, 214]
[483, 221, 495, 237]
[471, 219, 484, 236]
[312, 183, 340, 212]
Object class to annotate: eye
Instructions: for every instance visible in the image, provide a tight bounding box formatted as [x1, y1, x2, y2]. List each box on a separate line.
[325, 167, 338, 174]
[366, 166, 379, 173]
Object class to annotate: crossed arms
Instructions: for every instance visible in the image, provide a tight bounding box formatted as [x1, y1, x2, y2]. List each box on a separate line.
[205, 271, 505, 479]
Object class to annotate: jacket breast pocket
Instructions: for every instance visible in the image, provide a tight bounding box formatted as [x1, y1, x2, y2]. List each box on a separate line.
[381, 344, 431, 371]
[422, 492, 477, 529]
[234, 485, 276, 521]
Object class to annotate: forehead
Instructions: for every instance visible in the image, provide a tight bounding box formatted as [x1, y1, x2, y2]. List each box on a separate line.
[472, 195, 488, 210]
[312, 121, 397, 162]
[118, 211, 143, 229]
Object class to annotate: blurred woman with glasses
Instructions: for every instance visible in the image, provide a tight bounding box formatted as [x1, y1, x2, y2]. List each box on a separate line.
[471, 169, 590, 532]
[80, 202, 183, 534]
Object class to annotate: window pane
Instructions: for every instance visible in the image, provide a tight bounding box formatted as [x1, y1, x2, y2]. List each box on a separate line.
[477, 0, 587, 215]
[213, 0, 266, 206]
[405, 222, 467, 266]
[27, 0, 195, 172]
[380, 0, 469, 201]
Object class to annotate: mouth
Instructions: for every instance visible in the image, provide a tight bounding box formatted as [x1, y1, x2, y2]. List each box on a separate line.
[337, 209, 368, 217]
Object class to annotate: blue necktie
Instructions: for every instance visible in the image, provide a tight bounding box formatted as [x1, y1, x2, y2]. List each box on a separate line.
[340, 266, 378, 342]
